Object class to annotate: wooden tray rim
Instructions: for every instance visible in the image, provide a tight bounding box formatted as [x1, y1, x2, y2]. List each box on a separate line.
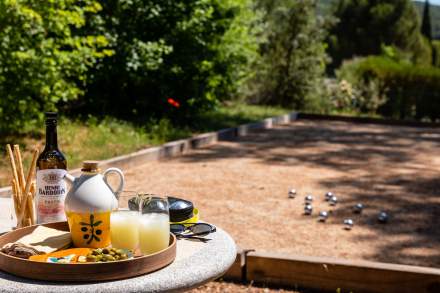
[0, 221, 177, 281]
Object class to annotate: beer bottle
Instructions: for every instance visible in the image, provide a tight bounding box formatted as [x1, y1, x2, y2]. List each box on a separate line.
[36, 112, 68, 223]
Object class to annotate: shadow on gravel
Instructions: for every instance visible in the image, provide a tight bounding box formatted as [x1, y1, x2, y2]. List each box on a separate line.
[178, 119, 440, 267]
[320, 174, 440, 266]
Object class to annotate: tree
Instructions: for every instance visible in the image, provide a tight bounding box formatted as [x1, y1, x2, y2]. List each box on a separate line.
[421, 0, 432, 40]
[328, 0, 431, 69]
[0, 0, 110, 134]
[250, 0, 328, 109]
[82, 0, 260, 122]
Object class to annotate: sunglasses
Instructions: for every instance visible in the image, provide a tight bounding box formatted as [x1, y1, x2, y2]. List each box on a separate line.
[170, 223, 216, 238]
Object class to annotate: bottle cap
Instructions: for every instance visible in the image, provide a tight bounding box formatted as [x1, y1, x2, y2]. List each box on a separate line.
[45, 112, 58, 125]
[45, 112, 58, 119]
[81, 161, 100, 172]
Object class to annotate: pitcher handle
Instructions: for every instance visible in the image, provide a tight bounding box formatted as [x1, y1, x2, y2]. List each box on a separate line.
[103, 167, 125, 198]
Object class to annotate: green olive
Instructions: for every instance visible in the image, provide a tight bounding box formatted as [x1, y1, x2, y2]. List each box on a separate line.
[120, 254, 128, 260]
[105, 255, 115, 261]
[86, 255, 97, 262]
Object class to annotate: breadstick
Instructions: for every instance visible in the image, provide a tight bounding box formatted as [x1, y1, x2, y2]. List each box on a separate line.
[28, 183, 36, 225]
[13, 145, 26, 194]
[6, 144, 22, 206]
[31, 181, 36, 199]
[23, 217, 31, 227]
[31, 181, 37, 199]
[11, 180, 23, 228]
[18, 148, 38, 225]
[11, 179, 20, 217]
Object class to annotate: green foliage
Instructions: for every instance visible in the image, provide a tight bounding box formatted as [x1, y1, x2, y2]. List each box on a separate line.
[249, 0, 328, 109]
[84, 0, 260, 122]
[433, 40, 440, 66]
[0, 0, 111, 134]
[338, 56, 440, 120]
[328, 0, 430, 69]
[421, 0, 433, 40]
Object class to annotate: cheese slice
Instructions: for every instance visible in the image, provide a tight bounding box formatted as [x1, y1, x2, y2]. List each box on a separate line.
[15, 226, 72, 254]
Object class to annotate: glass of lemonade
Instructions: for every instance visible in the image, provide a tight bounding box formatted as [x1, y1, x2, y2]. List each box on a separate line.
[138, 196, 170, 255]
[110, 210, 139, 251]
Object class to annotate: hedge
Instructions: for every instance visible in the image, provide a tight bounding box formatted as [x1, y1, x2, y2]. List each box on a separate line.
[338, 56, 440, 121]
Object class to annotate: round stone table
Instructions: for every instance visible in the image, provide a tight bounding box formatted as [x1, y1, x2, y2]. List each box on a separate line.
[0, 227, 236, 292]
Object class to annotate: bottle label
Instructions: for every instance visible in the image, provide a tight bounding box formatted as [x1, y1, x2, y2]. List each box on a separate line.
[36, 169, 67, 224]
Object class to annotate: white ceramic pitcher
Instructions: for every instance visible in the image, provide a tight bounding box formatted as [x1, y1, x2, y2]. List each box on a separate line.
[64, 161, 124, 212]
[63, 161, 124, 248]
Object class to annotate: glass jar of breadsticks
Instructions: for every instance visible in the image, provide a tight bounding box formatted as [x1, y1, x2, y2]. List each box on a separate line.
[6, 144, 39, 228]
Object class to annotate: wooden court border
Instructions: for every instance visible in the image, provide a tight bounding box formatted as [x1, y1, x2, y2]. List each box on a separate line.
[223, 249, 440, 293]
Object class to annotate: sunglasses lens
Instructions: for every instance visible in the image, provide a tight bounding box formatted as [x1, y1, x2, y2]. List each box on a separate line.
[170, 224, 185, 234]
[189, 224, 212, 235]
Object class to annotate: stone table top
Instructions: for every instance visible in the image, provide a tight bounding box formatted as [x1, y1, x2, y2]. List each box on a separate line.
[0, 225, 236, 292]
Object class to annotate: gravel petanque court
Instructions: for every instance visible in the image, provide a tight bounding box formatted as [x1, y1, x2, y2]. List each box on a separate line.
[120, 119, 440, 268]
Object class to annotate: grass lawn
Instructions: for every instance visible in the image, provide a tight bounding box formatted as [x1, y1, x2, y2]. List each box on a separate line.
[0, 103, 290, 187]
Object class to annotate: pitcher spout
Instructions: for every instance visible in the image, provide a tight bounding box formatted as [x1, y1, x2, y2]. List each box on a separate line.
[64, 173, 76, 185]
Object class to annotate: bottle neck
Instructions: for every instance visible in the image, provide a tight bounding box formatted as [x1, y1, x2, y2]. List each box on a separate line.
[45, 124, 59, 150]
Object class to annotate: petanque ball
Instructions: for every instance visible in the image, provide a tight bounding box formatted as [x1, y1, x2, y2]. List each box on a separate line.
[330, 196, 338, 206]
[318, 211, 329, 222]
[304, 204, 313, 215]
[344, 218, 354, 230]
[305, 194, 313, 203]
[378, 211, 389, 223]
[288, 189, 297, 198]
[325, 192, 333, 201]
[353, 203, 364, 214]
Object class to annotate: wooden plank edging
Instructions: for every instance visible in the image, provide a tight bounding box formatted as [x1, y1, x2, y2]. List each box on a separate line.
[222, 251, 440, 293]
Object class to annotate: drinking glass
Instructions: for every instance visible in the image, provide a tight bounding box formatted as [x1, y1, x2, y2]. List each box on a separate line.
[138, 196, 170, 255]
[110, 210, 139, 251]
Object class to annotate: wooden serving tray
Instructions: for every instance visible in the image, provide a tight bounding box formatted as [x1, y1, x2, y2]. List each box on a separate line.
[0, 221, 176, 282]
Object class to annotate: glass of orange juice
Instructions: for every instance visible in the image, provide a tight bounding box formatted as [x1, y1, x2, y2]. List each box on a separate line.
[110, 210, 139, 251]
[138, 196, 170, 255]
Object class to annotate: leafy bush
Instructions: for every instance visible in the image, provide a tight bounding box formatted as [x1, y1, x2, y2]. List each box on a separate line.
[338, 56, 440, 120]
[0, 0, 111, 134]
[322, 78, 385, 115]
[83, 0, 260, 122]
[249, 0, 328, 109]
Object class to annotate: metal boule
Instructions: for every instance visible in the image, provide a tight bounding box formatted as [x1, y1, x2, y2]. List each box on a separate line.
[353, 203, 364, 214]
[304, 204, 313, 215]
[305, 195, 313, 203]
[378, 211, 389, 223]
[325, 192, 333, 201]
[344, 218, 354, 230]
[288, 189, 297, 198]
[329, 196, 338, 206]
[318, 211, 329, 222]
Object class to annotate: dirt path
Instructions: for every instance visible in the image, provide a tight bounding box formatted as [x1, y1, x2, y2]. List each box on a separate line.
[189, 280, 300, 292]
[120, 119, 440, 268]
